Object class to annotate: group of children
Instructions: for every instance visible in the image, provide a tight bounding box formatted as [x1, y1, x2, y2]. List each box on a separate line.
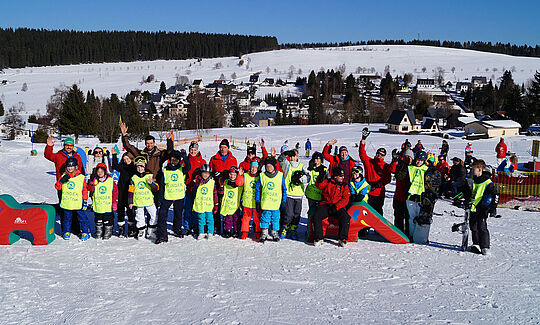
[54, 136, 498, 255]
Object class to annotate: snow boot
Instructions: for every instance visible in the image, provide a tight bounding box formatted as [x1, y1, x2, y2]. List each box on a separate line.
[137, 226, 146, 239]
[146, 225, 157, 241]
[232, 230, 240, 238]
[240, 232, 248, 240]
[470, 245, 481, 254]
[271, 230, 280, 242]
[260, 229, 269, 243]
[118, 224, 126, 238]
[338, 239, 347, 247]
[63, 232, 71, 240]
[290, 225, 298, 240]
[280, 226, 288, 240]
[155, 237, 168, 244]
[103, 226, 113, 240]
[80, 233, 91, 241]
[173, 230, 184, 238]
[95, 222, 104, 239]
[313, 239, 323, 247]
[481, 248, 490, 256]
[255, 231, 261, 241]
[128, 222, 138, 237]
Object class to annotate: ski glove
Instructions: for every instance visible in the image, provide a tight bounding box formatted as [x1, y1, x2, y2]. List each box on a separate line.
[212, 205, 219, 215]
[82, 200, 88, 211]
[213, 171, 221, 179]
[256, 202, 262, 214]
[391, 148, 399, 162]
[361, 127, 370, 140]
[179, 149, 187, 157]
[59, 174, 71, 184]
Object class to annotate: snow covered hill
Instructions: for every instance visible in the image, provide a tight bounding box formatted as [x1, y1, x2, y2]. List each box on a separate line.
[0, 124, 539, 324]
[1, 45, 539, 117]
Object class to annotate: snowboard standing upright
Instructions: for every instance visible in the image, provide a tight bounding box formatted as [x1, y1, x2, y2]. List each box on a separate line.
[451, 209, 470, 251]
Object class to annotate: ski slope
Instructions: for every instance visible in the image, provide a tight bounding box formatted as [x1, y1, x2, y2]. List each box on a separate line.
[0, 124, 539, 324]
[1, 45, 539, 118]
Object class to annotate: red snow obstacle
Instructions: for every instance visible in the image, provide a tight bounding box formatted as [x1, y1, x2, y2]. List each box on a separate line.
[0, 194, 56, 245]
[307, 201, 409, 244]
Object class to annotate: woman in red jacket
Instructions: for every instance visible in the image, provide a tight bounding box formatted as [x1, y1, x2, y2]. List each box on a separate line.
[322, 139, 357, 183]
[311, 167, 351, 247]
[495, 138, 507, 166]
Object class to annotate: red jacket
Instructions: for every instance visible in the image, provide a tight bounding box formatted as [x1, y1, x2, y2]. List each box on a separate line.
[209, 151, 238, 173]
[316, 178, 350, 211]
[495, 141, 507, 159]
[322, 144, 356, 182]
[185, 153, 207, 193]
[55, 170, 88, 200]
[87, 175, 119, 210]
[45, 145, 85, 180]
[436, 161, 450, 179]
[359, 142, 396, 197]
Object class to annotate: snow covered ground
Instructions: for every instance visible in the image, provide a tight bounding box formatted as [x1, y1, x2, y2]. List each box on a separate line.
[1, 45, 539, 118]
[1, 124, 539, 324]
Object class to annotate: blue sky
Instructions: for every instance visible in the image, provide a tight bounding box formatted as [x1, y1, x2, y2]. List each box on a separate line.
[1, 0, 538, 45]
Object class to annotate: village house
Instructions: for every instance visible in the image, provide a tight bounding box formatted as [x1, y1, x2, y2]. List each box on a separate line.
[385, 109, 421, 133]
[253, 110, 276, 127]
[456, 81, 472, 93]
[421, 117, 440, 133]
[464, 120, 521, 138]
[416, 78, 436, 90]
[192, 79, 204, 89]
[471, 76, 488, 88]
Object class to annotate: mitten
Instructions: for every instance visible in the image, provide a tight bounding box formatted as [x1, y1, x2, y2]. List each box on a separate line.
[112, 202, 118, 212]
[60, 174, 71, 184]
[361, 127, 370, 140]
[212, 205, 219, 214]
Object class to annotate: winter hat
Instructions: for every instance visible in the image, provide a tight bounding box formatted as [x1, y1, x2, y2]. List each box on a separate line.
[220, 139, 230, 148]
[312, 152, 324, 160]
[265, 156, 277, 168]
[63, 137, 75, 146]
[331, 167, 345, 177]
[229, 166, 239, 174]
[170, 150, 182, 160]
[250, 161, 259, 168]
[247, 147, 256, 156]
[451, 157, 461, 162]
[339, 146, 348, 153]
[403, 149, 414, 159]
[189, 141, 199, 150]
[96, 163, 108, 173]
[376, 148, 387, 156]
[415, 151, 428, 161]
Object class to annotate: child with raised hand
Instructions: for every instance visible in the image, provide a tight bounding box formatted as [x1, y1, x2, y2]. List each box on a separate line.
[55, 157, 92, 241]
[111, 147, 136, 237]
[240, 161, 262, 240]
[128, 156, 159, 240]
[193, 164, 219, 239]
[87, 163, 118, 239]
[220, 166, 244, 238]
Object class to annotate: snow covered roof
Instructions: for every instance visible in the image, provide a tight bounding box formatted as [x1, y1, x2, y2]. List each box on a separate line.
[481, 120, 521, 128]
[458, 116, 479, 124]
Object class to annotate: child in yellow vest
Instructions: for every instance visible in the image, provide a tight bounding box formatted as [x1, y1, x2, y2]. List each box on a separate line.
[87, 163, 118, 240]
[54, 157, 91, 241]
[193, 164, 219, 239]
[128, 157, 159, 240]
[239, 161, 262, 240]
[220, 166, 244, 238]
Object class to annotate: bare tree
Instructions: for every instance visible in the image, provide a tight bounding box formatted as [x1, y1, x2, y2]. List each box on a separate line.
[4, 104, 25, 140]
[43, 84, 69, 126]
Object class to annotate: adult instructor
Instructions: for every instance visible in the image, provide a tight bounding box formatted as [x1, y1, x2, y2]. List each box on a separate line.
[45, 136, 85, 235]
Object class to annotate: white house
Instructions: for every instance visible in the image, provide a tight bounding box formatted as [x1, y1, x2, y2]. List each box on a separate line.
[416, 78, 436, 89]
[385, 110, 421, 133]
[464, 120, 521, 138]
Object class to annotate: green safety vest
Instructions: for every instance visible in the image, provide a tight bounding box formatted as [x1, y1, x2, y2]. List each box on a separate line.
[163, 168, 186, 200]
[92, 177, 114, 213]
[305, 168, 324, 201]
[350, 179, 370, 202]
[285, 162, 306, 197]
[242, 173, 259, 209]
[408, 165, 429, 197]
[260, 171, 283, 211]
[132, 174, 154, 207]
[220, 180, 242, 215]
[60, 174, 85, 210]
[193, 179, 215, 213]
[471, 179, 492, 212]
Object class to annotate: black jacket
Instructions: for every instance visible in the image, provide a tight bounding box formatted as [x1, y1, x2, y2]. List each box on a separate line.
[449, 163, 467, 182]
[464, 171, 498, 215]
[112, 154, 136, 204]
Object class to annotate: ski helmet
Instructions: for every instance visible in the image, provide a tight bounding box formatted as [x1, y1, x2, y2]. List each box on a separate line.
[415, 151, 428, 161]
[312, 152, 323, 160]
[229, 166, 239, 174]
[134, 156, 147, 166]
[65, 157, 78, 167]
[376, 148, 387, 156]
[200, 164, 211, 173]
[351, 165, 363, 176]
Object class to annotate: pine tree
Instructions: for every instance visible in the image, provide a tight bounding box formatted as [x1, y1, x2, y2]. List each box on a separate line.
[526, 71, 540, 126]
[0, 100, 4, 116]
[231, 104, 243, 127]
[159, 81, 167, 94]
[58, 84, 97, 141]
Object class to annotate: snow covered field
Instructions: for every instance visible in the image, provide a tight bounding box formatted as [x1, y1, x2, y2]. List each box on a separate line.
[1, 45, 540, 118]
[1, 124, 539, 324]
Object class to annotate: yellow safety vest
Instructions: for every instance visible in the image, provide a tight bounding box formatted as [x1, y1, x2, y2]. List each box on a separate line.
[305, 168, 324, 201]
[260, 171, 283, 211]
[471, 179, 492, 212]
[163, 168, 186, 200]
[132, 174, 154, 207]
[350, 179, 370, 202]
[220, 180, 242, 215]
[242, 173, 259, 209]
[193, 179, 215, 213]
[408, 165, 428, 197]
[92, 177, 114, 213]
[285, 162, 306, 197]
[60, 174, 85, 210]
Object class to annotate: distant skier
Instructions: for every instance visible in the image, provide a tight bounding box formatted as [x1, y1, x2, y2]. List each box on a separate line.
[412, 140, 424, 154]
[439, 140, 449, 160]
[495, 138, 508, 166]
[463, 159, 499, 255]
[305, 138, 312, 157]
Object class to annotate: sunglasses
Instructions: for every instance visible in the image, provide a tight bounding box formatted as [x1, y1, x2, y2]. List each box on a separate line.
[94, 151, 103, 154]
